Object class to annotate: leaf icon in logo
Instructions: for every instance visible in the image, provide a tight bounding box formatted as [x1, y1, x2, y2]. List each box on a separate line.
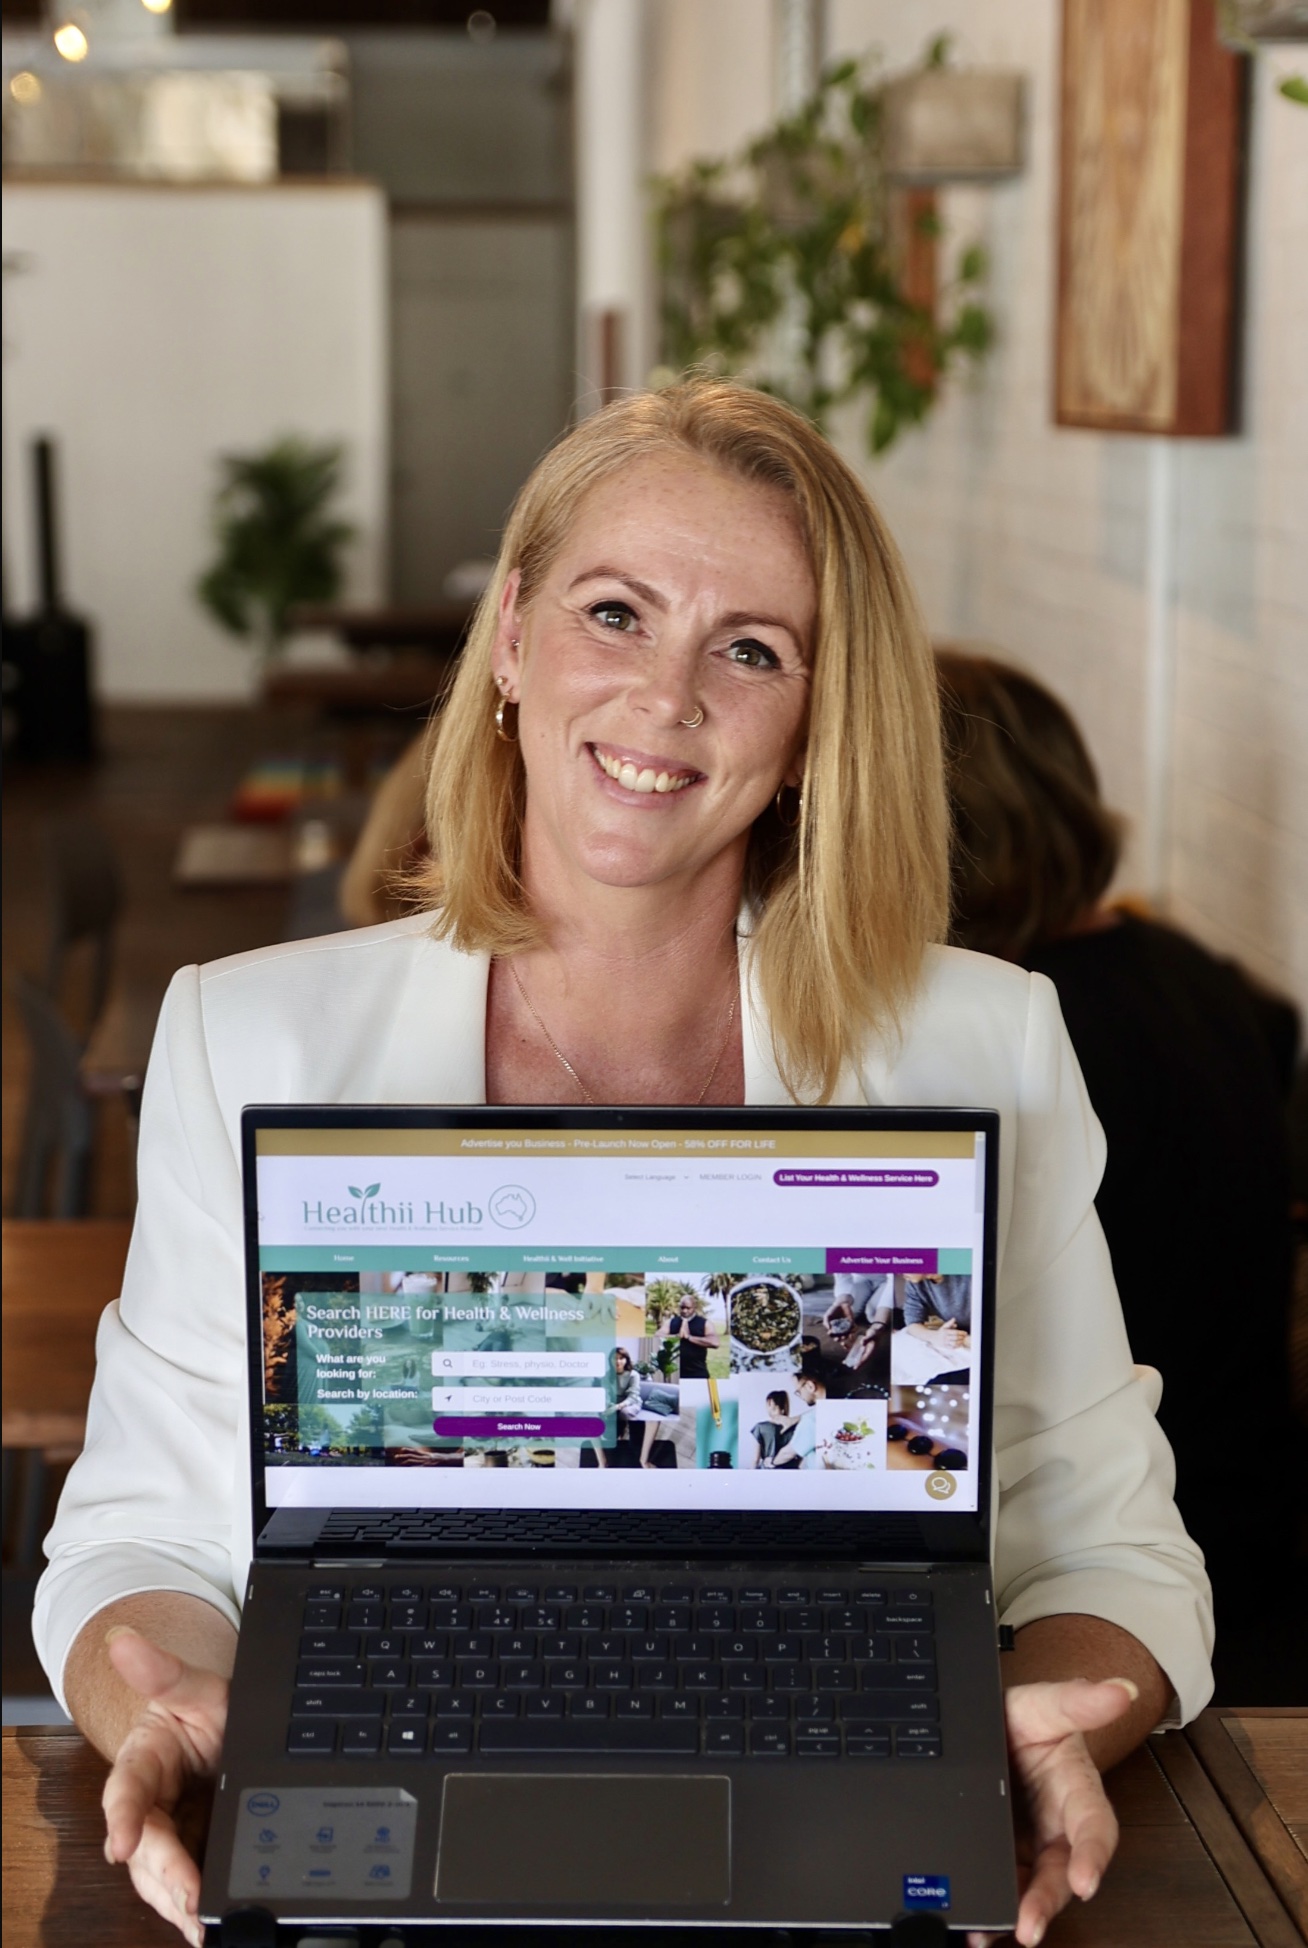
[363, 1182, 381, 1199]
[348, 1185, 362, 1198]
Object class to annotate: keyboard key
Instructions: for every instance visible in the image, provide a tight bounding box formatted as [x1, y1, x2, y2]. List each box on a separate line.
[882, 1609, 932, 1631]
[387, 1720, 427, 1756]
[433, 1692, 474, 1719]
[467, 1584, 499, 1604]
[699, 1586, 734, 1605]
[299, 1630, 357, 1659]
[340, 1723, 381, 1757]
[479, 1720, 698, 1755]
[725, 1666, 766, 1693]
[738, 1587, 772, 1603]
[897, 1736, 941, 1758]
[705, 1724, 745, 1756]
[777, 1587, 811, 1605]
[295, 1660, 364, 1688]
[544, 1585, 577, 1604]
[589, 1663, 631, 1690]
[568, 1695, 610, 1719]
[287, 1721, 336, 1755]
[389, 1603, 425, 1630]
[622, 1584, 657, 1604]
[549, 1662, 587, 1691]
[659, 1587, 694, 1605]
[352, 1583, 386, 1603]
[614, 1696, 654, 1719]
[841, 1692, 940, 1722]
[749, 1724, 791, 1757]
[795, 1731, 841, 1757]
[412, 1660, 455, 1690]
[306, 1583, 345, 1603]
[896, 1636, 937, 1664]
[583, 1584, 617, 1602]
[636, 1664, 676, 1692]
[365, 1633, 409, 1662]
[482, 1694, 521, 1718]
[846, 1731, 891, 1758]
[526, 1693, 565, 1718]
[390, 1584, 424, 1603]
[431, 1721, 473, 1755]
[815, 1588, 850, 1605]
[505, 1585, 539, 1604]
[292, 1688, 383, 1718]
[812, 1667, 855, 1692]
[656, 1696, 700, 1720]
[501, 1661, 544, 1691]
[370, 1662, 411, 1690]
[302, 1602, 340, 1630]
[681, 1665, 721, 1692]
[706, 1696, 746, 1719]
[883, 1664, 936, 1690]
[346, 1602, 385, 1632]
[454, 1661, 499, 1690]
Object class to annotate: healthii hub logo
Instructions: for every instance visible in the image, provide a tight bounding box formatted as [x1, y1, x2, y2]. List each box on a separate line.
[299, 1181, 537, 1230]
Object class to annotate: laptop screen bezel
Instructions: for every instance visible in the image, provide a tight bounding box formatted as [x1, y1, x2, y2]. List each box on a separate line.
[241, 1103, 1000, 1566]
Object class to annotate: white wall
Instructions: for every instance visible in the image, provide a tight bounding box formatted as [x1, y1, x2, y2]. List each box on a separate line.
[1, 181, 388, 701]
[643, 0, 1308, 1009]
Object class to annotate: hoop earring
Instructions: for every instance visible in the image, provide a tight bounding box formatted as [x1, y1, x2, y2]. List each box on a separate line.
[495, 697, 519, 743]
[775, 781, 804, 829]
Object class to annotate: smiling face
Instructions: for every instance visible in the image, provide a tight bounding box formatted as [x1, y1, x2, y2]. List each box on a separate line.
[492, 453, 815, 903]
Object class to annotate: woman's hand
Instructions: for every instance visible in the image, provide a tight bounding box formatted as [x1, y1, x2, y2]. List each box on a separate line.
[967, 1676, 1138, 1948]
[101, 1626, 230, 1947]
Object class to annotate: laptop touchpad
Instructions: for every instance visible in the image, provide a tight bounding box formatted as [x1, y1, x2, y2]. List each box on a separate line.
[436, 1773, 730, 1907]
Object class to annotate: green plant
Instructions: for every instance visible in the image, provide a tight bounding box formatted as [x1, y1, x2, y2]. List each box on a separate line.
[654, 43, 993, 453]
[197, 437, 353, 659]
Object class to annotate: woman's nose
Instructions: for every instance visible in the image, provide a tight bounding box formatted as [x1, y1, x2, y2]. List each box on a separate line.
[629, 642, 701, 725]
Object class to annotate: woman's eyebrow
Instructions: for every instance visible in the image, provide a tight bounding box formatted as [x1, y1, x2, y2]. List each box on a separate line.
[567, 568, 667, 608]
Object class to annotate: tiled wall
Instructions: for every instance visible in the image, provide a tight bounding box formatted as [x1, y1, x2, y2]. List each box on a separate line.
[650, 0, 1308, 1010]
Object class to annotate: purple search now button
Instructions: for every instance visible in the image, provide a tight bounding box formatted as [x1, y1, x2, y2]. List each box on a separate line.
[774, 1168, 939, 1187]
[434, 1416, 605, 1440]
[826, 1249, 938, 1275]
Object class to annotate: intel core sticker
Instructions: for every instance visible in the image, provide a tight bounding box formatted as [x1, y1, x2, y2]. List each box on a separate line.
[229, 1786, 416, 1900]
[904, 1873, 951, 1911]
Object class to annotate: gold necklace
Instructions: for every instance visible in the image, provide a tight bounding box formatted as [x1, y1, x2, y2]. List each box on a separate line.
[507, 959, 738, 1107]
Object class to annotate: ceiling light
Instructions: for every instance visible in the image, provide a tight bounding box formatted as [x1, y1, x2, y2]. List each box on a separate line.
[10, 71, 43, 104]
[53, 23, 90, 62]
[141, 0, 173, 12]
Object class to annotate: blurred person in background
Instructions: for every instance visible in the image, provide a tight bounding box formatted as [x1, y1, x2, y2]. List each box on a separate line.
[937, 648, 1302, 1702]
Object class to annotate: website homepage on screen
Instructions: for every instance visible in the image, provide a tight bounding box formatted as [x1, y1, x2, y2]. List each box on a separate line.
[256, 1128, 985, 1515]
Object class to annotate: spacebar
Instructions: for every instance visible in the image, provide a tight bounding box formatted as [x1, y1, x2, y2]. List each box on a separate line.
[478, 1721, 700, 1755]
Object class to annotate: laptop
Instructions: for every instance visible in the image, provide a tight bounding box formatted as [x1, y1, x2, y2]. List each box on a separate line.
[200, 1104, 1018, 1941]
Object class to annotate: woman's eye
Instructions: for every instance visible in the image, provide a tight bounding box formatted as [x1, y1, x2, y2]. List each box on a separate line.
[589, 601, 638, 632]
[726, 638, 780, 669]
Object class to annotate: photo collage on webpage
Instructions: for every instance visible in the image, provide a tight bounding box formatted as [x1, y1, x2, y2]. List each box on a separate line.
[261, 1260, 973, 1486]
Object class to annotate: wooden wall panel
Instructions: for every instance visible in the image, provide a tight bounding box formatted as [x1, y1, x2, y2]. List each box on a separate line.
[1055, 0, 1247, 436]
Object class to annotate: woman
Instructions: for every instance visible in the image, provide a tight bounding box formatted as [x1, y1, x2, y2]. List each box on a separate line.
[749, 1389, 801, 1468]
[38, 383, 1209, 1948]
[936, 647, 1299, 1703]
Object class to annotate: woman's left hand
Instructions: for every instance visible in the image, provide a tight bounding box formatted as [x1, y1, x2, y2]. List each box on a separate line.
[967, 1676, 1138, 1948]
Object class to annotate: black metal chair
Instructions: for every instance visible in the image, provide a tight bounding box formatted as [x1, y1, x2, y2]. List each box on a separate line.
[11, 975, 97, 1219]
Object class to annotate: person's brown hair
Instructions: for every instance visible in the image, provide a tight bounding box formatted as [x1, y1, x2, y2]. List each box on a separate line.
[416, 378, 950, 1100]
[935, 649, 1123, 961]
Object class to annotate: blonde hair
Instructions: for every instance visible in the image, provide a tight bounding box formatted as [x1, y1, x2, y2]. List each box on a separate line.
[417, 379, 948, 1101]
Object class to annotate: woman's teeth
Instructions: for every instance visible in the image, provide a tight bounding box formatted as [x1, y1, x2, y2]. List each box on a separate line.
[595, 749, 695, 794]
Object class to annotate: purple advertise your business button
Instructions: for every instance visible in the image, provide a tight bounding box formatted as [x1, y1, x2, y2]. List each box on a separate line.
[433, 1416, 605, 1440]
[826, 1249, 938, 1275]
[773, 1168, 939, 1187]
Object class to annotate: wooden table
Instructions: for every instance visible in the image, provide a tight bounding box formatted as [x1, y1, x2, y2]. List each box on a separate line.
[1, 1220, 131, 1452]
[4, 1711, 1304, 1946]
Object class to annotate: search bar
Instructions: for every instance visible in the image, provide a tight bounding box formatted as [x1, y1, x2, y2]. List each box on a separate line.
[431, 1386, 607, 1416]
[431, 1351, 606, 1378]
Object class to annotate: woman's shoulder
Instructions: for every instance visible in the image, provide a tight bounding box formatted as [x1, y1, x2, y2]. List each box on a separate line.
[159, 913, 490, 1115]
[861, 944, 1060, 1108]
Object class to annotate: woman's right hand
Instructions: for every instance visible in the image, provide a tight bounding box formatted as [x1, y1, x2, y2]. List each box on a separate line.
[101, 1626, 230, 1947]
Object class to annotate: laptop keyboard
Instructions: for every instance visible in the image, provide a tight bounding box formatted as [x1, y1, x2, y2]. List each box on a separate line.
[287, 1575, 940, 1761]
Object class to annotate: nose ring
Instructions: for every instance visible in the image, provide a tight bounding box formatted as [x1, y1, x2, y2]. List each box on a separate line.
[680, 707, 704, 729]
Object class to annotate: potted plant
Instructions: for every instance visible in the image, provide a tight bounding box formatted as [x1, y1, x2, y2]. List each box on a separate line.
[197, 436, 353, 662]
[654, 43, 997, 453]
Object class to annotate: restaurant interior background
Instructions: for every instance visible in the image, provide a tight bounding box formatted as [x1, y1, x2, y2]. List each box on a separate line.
[1, 0, 1304, 1723]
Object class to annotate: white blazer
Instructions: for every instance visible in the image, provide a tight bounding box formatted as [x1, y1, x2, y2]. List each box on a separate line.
[34, 915, 1214, 1720]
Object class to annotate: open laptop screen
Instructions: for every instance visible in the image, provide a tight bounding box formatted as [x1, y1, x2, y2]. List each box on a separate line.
[247, 1111, 994, 1520]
